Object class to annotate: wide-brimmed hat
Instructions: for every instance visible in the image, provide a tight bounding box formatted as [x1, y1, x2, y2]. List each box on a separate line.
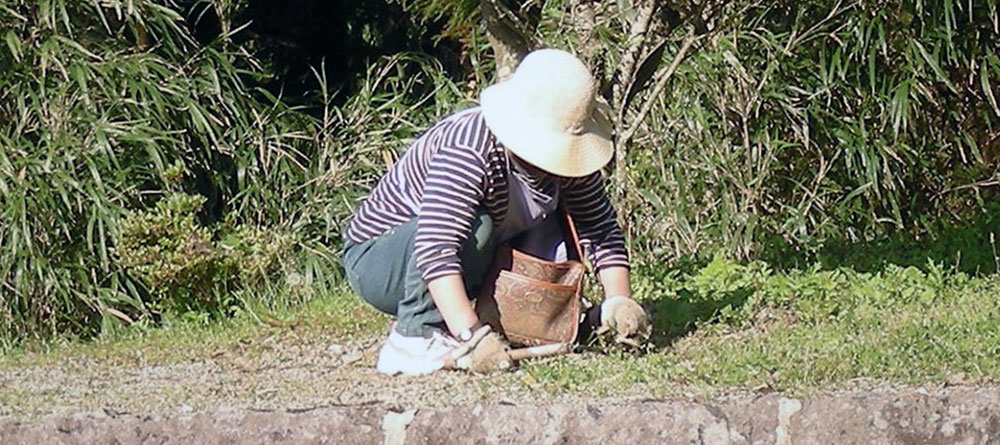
[480, 49, 613, 178]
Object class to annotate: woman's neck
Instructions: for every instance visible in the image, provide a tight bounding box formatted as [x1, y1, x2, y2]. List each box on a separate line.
[506, 149, 549, 179]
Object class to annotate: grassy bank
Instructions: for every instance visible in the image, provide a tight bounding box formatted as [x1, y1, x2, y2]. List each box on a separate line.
[529, 259, 1000, 396]
[5, 258, 999, 398]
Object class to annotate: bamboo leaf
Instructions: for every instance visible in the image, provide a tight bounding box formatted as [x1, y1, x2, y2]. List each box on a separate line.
[4, 30, 21, 62]
[983, 61, 1000, 117]
[913, 40, 958, 94]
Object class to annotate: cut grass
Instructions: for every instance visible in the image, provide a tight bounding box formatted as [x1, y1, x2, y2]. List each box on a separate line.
[4, 259, 1000, 399]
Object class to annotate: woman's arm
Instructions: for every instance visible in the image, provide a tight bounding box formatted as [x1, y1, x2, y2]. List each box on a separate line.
[412, 137, 490, 337]
[598, 265, 631, 299]
[561, 173, 631, 277]
[598, 265, 647, 343]
[427, 275, 479, 336]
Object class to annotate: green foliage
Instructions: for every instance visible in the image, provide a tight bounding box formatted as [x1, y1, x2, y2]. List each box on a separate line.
[634, 255, 961, 345]
[221, 225, 296, 287]
[389, 0, 480, 38]
[0, 0, 468, 343]
[0, 0, 315, 342]
[536, 0, 1000, 262]
[4, 0, 1000, 351]
[526, 256, 999, 394]
[218, 0, 465, 104]
[771, 201, 1000, 275]
[115, 192, 299, 315]
[116, 193, 226, 311]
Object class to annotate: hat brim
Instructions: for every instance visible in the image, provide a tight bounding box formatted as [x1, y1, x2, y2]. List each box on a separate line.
[480, 82, 614, 178]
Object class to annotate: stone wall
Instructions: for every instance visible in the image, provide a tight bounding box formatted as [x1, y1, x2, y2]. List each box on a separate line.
[4, 388, 1000, 444]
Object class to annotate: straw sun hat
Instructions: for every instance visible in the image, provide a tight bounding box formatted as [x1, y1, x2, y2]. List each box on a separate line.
[480, 49, 613, 178]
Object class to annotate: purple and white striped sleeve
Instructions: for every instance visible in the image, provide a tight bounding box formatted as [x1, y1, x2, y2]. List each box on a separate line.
[413, 145, 488, 282]
[562, 172, 630, 271]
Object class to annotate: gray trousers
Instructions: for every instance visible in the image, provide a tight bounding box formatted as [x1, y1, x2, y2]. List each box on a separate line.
[343, 213, 569, 337]
[342, 214, 497, 337]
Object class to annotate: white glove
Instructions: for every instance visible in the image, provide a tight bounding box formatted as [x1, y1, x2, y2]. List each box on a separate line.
[598, 296, 651, 347]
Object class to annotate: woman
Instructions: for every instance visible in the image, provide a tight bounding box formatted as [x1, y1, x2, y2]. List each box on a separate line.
[342, 49, 648, 376]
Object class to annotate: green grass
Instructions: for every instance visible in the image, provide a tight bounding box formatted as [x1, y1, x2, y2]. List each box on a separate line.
[527, 258, 1000, 396]
[5, 259, 1000, 398]
[0, 284, 388, 370]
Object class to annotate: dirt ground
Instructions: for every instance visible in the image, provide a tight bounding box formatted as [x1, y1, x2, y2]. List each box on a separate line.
[0, 329, 674, 423]
[6, 330, 1000, 444]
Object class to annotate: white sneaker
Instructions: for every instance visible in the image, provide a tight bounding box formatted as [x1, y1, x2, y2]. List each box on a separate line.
[376, 327, 462, 376]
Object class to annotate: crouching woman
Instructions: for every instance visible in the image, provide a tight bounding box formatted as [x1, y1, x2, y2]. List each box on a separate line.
[342, 49, 648, 376]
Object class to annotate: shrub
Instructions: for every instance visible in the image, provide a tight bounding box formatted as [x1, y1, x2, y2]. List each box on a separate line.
[115, 192, 300, 316]
[116, 193, 230, 313]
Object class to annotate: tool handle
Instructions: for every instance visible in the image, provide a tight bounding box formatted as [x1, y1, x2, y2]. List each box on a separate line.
[506, 343, 571, 362]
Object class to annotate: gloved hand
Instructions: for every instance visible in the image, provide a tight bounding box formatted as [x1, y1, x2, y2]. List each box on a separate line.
[453, 325, 514, 373]
[598, 296, 650, 347]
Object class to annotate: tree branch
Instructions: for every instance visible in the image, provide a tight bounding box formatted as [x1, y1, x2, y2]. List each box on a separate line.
[619, 30, 699, 149]
[611, 0, 658, 112]
[570, 0, 599, 62]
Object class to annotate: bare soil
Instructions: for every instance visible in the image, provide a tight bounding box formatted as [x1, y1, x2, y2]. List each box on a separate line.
[0, 329, 671, 422]
[5, 329, 1000, 444]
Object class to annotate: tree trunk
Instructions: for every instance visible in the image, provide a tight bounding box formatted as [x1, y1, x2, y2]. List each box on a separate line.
[480, 0, 536, 81]
[570, 0, 600, 63]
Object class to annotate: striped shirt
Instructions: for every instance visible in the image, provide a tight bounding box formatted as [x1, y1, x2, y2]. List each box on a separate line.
[346, 107, 629, 282]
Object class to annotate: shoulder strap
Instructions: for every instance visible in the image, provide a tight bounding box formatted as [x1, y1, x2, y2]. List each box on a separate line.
[562, 204, 586, 264]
